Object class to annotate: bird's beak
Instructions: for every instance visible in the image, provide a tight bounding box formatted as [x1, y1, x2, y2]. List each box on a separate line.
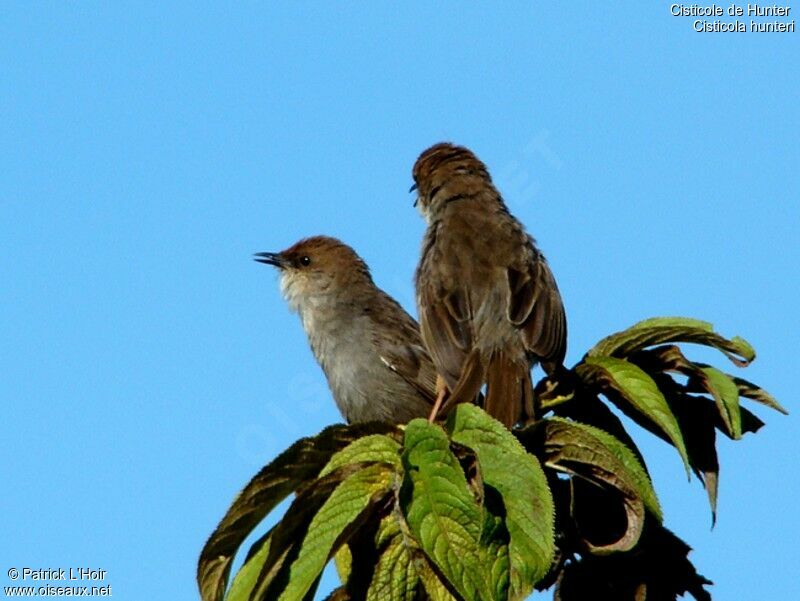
[253, 252, 288, 268]
[409, 183, 419, 207]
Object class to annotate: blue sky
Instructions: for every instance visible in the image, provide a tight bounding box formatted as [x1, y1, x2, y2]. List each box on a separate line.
[1, 3, 797, 600]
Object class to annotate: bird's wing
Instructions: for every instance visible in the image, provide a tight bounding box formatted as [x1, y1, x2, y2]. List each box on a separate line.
[508, 253, 567, 371]
[418, 280, 474, 389]
[373, 295, 439, 404]
[378, 341, 438, 405]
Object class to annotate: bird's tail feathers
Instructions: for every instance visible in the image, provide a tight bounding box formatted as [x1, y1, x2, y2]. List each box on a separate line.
[440, 349, 486, 415]
[483, 351, 534, 428]
[439, 349, 533, 429]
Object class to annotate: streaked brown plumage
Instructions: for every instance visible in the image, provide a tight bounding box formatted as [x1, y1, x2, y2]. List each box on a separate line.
[255, 236, 438, 424]
[412, 143, 567, 428]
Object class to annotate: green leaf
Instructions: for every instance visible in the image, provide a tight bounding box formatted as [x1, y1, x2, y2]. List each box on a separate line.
[698, 366, 742, 440]
[552, 394, 648, 474]
[479, 497, 511, 601]
[524, 417, 661, 554]
[629, 344, 760, 440]
[224, 531, 272, 601]
[545, 417, 660, 519]
[447, 404, 555, 598]
[731, 375, 788, 415]
[401, 418, 497, 601]
[588, 317, 756, 366]
[319, 434, 401, 478]
[578, 356, 691, 477]
[416, 566, 457, 601]
[366, 511, 421, 601]
[333, 545, 351, 587]
[198, 422, 397, 601]
[629, 344, 771, 520]
[630, 345, 744, 440]
[278, 463, 393, 601]
[364, 508, 456, 601]
[252, 465, 367, 600]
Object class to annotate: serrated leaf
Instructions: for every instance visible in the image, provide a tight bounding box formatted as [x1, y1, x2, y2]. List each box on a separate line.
[401, 418, 496, 601]
[630, 345, 771, 441]
[480, 494, 511, 600]
[416, 566, 457, 601]
[523, 417, 660, 554]
[198, 422, 397, 601]
[630, 345, 745, 440]
[252, 465, 366, 600]
[278, 464, 393, 601]
[552, 394, 648, 474]
[375, 508, 456, 601]
[335, 509, 386, 600]
[578, 356, 691, 477]
[366, 513, 421, 601]
[447, 404, 554, 598]
[588, 316, 756, 366]
[543, 417, 660, 519]
[319, 434, 402, 477]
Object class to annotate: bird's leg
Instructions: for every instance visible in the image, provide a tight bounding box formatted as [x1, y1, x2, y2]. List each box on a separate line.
[427, 375, 449, 423]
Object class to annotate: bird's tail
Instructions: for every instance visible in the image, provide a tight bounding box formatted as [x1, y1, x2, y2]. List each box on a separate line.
[441, 349, 533, 429]
[483, 350, 534, 428]
[441, 349, 486, 415]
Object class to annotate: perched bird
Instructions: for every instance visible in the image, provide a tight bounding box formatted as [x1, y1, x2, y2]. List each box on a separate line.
[254, 236, 438, 424]
[412, 142, 567, 428]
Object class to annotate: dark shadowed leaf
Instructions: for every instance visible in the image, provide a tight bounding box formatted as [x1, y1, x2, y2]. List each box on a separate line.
[738, 406, 766, 436]
[333, 515, 385, 601]
[554, 520, 712, 601]
[447, 404, 554, 597]
[552, 393, 648, 473]
[629, 345, 744, 439]
[521, 417, 660, 554]
[536, 371, 577, 412]
[322, 588, 350, 601]
[588, 317, 755, 367]
[577, 356, 691, 476]
[198, 422, 399, 601]
[664, 391, 721, 523]
[401, 418, 500, 601]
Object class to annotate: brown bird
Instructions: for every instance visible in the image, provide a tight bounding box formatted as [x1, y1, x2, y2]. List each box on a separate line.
[412, 143, 567, 428]
[254, 236, 438, 424]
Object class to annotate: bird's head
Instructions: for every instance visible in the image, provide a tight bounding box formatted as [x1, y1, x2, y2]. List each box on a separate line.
[254, 236, 373, 314]
[411, 142, 492, 223]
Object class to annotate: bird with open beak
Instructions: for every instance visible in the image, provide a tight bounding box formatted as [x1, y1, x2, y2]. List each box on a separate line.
[412, 143, 567, 428]
[255, 236, 438, 424]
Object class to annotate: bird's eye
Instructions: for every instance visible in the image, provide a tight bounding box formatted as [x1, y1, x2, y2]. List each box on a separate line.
[299, 256, 311, 267]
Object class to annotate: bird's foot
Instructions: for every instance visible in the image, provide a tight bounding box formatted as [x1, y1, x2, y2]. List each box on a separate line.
[428, 376, 449, 423]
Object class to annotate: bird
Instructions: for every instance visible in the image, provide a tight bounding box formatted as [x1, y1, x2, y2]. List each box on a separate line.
[254, 235, 438, 424]
[412, 142, 567, 428]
